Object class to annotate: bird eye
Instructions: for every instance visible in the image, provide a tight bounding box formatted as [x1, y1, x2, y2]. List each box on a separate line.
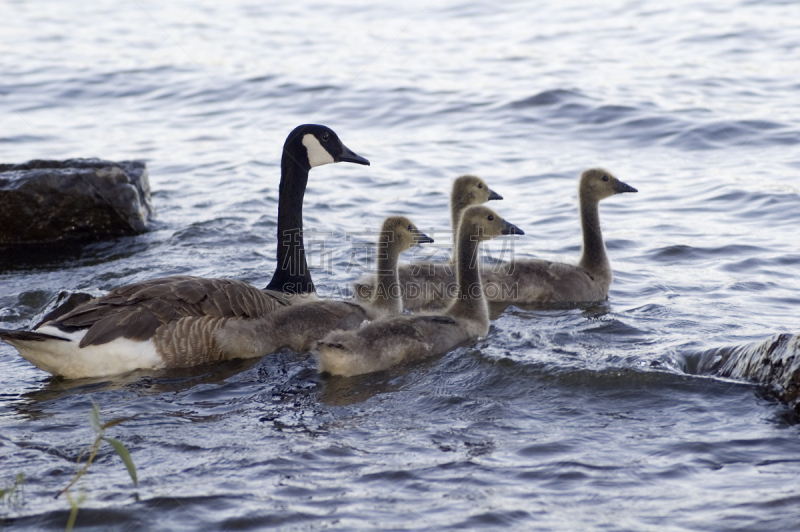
[321, 132, 331, 142]
[407, 225, 413, 231]
[602, 175, 609, 181]
[478, 183, 483, 188]
[488, 215, 494, 221]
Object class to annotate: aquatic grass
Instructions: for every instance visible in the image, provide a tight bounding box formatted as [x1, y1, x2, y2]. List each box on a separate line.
[0, 473, 25, 508]
[56, 403, 138, 532]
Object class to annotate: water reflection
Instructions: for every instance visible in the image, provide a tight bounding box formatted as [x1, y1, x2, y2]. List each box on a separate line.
[318, 370, 408, 407]
[13, 358, 262, 419]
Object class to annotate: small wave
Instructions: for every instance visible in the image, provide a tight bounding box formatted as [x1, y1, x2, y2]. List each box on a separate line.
[504, 89, 800, 150]
[169, 217, 256, 249]
[666, 120, 800, 150]
[451, 510, 533, 529]
[0, 134, 56, 144]
[507, 89, 588, 108]
[647, 244, 767, 264]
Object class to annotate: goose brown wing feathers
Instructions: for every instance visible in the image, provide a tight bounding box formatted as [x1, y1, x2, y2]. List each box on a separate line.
[48, 276, 288, 347]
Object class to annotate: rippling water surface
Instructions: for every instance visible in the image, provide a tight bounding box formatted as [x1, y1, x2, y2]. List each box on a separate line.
[2, 1, 800, 530]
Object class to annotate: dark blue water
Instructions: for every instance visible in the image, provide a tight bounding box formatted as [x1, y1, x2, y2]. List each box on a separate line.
[2, 0, 800, 530]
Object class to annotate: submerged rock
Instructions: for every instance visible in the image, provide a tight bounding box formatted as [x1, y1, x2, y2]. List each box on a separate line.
[0, 159, 153, 245]
[698, 333, 800, 410]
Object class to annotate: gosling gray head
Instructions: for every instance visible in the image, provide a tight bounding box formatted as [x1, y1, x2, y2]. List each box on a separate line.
[452, 175, 503, 207]
[579, 168, 637, 202]
[381, 216, 434, 250]
[460, 205, 524, 240]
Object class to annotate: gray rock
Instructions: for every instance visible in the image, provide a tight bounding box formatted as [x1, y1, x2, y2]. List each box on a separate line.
[697, 333, 800, 410]
[0, 158, 154, 245]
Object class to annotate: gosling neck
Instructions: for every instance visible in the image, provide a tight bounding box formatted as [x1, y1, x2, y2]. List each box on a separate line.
[265, 155, 314, 294]
[578, 195, 610, 277]
[450, 196, 470, 263]
[447, 227, 489, 325]
[370, 232, 403, 315]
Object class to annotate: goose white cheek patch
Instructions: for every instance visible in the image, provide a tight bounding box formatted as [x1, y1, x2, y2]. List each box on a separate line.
[302, 134, 335, 167]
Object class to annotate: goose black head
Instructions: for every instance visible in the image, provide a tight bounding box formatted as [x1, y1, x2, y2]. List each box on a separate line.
[579, 168, 637, 202]
[284, 124, 370, 170]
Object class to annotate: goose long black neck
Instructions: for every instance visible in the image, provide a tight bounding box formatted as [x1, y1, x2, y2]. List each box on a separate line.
[266, 152, 314, 294]
[578, 196, 610, 276]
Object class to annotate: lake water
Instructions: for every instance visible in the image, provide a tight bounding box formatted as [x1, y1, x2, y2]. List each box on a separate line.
[2, 0, 800, 530]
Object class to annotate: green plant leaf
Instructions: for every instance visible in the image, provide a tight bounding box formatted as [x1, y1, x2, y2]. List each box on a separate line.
[102, 437, 138, 487]
[1, 473, 23, 499]
[89, 403, 102, 434]
[64, 490, 85, 532]
[66, 502, 79, 532]
[101, 415, 138, 431]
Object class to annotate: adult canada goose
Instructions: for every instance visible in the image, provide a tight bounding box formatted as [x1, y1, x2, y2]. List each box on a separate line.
[0, 124, 369, 379]
[483, 168, 636, 304]
[316, 205, 523, 377]
[353, 175, 502, 310]
[209, 217, 433, 359]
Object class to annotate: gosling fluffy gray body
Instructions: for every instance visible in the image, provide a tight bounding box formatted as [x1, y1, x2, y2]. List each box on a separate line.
[214, 216, 433, 359]
[483, 168, 636, 304]
[317, 205, 523, 377]
[353, 175, 502, 310]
